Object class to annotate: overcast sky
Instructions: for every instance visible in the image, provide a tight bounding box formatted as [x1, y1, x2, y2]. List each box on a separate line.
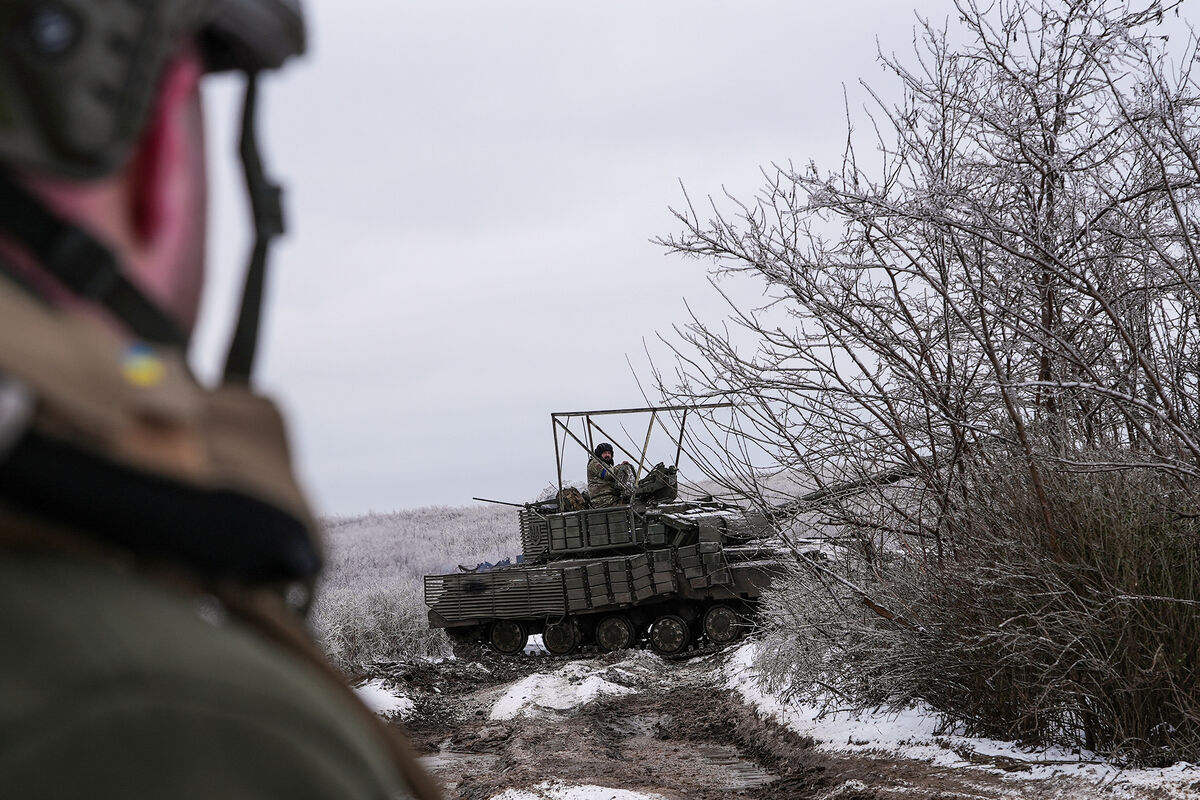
[192, 1, 966, 515]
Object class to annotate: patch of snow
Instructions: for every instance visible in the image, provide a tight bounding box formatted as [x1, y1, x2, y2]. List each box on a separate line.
[489, 780, 669, 800]
[355, 678, 415, 719]
[604, 647, 669, 675]
[725, 643, 1200, 794]
[1100, 763, 1200, 798]
[789, 537, 846, 559]
[667, 508, 741, 520]
[489, 659, 639, 721]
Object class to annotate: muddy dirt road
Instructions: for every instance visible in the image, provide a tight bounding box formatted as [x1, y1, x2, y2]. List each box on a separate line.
[373, 649, 1197, 800]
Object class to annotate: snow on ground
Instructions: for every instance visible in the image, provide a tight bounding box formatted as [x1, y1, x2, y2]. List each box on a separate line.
[355, 678, 415, 719]
[490, 658, 640, 721]
[726, 642, 1200, 795]
[490, 780, 668, 800]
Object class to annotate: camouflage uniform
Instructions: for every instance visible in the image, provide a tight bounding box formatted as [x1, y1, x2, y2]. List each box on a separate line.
[0, 283, 438, 800]
[0, 552, 409, 800]
[588, 456, 622, 507]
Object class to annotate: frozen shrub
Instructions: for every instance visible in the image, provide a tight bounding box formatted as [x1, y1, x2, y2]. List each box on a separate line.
[309, 504, 521, 673]
[312, 579, 448, 673]
[759, 455, 1200, 765]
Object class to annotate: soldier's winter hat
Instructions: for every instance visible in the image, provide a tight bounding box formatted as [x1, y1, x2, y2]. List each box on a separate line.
[595, 443, 614, 458]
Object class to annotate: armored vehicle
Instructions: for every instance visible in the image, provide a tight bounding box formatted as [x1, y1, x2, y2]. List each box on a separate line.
[423, 405, 783, 656]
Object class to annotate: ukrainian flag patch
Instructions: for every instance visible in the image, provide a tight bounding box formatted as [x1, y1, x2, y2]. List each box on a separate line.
[121, 343, 165, 387]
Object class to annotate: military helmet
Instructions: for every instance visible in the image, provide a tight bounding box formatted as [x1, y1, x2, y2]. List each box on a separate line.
[595, 442, 613, 458]
[0, 0, 305, 179]
[0, 0, 303, 380]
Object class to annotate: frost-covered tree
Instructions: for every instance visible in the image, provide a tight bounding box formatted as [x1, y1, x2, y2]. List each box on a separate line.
[657, 0, 1200, 763]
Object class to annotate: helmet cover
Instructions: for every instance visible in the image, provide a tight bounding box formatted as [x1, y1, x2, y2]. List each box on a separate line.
[0, 0, 305, 179]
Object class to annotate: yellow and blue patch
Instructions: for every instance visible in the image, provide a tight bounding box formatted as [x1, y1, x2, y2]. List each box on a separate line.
[121, 343, 165, 388]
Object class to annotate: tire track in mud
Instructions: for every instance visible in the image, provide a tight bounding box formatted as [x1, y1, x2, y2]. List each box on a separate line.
[383, 651, 1146, 800]
[391, 651, 805, 799]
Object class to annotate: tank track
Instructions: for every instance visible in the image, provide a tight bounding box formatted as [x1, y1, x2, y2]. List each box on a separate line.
[453, 635, 735, 663]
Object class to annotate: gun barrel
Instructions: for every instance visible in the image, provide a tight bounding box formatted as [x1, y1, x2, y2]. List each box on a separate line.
[472, 496, 528, 508]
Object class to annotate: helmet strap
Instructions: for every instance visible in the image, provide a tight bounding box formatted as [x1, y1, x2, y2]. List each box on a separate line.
[0, 72, 287, 382]
[0, 170, 188, 347]
[222, 72, 285, 385]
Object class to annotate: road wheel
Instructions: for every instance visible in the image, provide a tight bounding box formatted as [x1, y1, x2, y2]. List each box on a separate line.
[703, 604, 742, 644]
[488, 620, 527, 655]
[595, 615, 634, 652]
[543, 619, 580, 655]
[648, 614, 690, 656]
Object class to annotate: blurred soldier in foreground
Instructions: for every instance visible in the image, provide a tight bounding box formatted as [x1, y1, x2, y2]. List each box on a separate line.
[0, 2, 437, 797]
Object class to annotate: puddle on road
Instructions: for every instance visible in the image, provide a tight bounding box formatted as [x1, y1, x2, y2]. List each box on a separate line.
[423, 741, 776, 794]
[419, 747, 500, 773]
[611, 713, 668, 738]
[614, 713, 779, 791]
[688, 743, 778, 790]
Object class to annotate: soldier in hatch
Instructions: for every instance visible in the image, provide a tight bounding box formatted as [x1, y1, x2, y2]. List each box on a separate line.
[0, 1, 437, 797]
[588, 442, 631, 507]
